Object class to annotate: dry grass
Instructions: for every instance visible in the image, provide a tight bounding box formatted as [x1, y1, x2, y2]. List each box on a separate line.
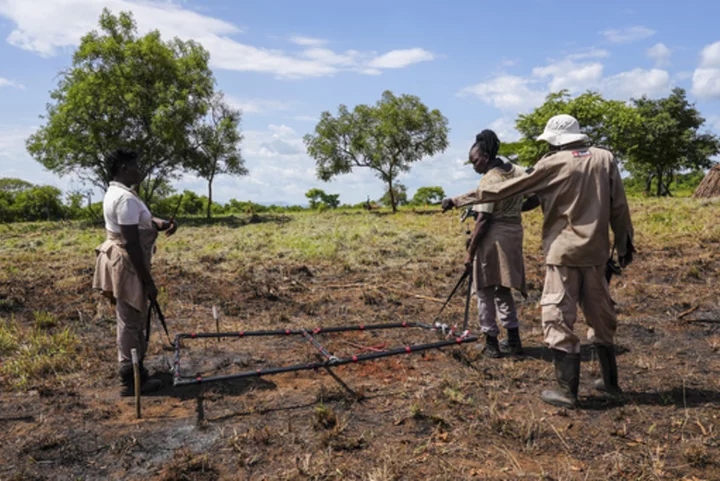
[0, 317, 79, 389]
[0, 198, 719, 480]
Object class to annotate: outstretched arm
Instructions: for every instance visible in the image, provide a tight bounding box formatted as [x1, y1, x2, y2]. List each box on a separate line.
[444, 163, 555, 211]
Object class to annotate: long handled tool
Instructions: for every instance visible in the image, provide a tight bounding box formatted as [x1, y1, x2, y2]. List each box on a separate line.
[432, 269, 469, 323]
[169, 194, 183, 224]
[462, 270, 473, 332]
[146, 298, 172, 347]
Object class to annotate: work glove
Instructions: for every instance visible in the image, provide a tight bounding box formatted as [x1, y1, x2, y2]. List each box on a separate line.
[441, 198, 455, 212]
[464, 254, 473, 273]
[618, 239, 635, 268]
[144, 279, 159, 302]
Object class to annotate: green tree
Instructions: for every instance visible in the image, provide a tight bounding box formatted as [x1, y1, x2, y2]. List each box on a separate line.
[380, 183, 408, 208]
[514, 91, 640, 165]
[412, 186, 445, 205]
[0, 178, 33, 193]
[305, 188, 340, 210]
[14, 186, 65, 221]
[26, 9, 215, 203]
[625, 88, 720, 196]
[190, 92, 246, 219]
[304, 91, 449, 213]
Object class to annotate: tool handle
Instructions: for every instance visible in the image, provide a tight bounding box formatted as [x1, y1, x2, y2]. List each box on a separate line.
[131, 348, 141, 419]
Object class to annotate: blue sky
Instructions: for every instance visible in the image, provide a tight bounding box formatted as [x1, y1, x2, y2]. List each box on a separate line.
[1, 0, 720, 205]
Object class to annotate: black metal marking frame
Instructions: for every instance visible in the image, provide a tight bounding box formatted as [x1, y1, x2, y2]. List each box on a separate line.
[172, 321, 478, 387]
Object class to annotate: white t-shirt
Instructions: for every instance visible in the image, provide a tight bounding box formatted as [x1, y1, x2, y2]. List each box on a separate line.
[103, 182, 153, 234]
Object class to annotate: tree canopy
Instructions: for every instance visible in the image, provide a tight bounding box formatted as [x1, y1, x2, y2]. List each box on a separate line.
[304, 91, 449, 212]
[412, 186, 445, 205]
[623, 88, 720, 196]
[26, 9, 215, 202]
[512, 90, 640, 165]
[189, 92, 247, 218]
[508, 88, 719, 196]
[305, 188, 340, 210]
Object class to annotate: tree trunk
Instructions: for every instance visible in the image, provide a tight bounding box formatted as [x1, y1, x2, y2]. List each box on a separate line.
[388, 176, 397, 214]
[644, 174, 653, 196]
[207, 179, 213, 219]
[656, 169, 663, 197]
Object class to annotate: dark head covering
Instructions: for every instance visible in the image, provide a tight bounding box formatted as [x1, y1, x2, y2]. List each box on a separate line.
[473, 129, 500, 160]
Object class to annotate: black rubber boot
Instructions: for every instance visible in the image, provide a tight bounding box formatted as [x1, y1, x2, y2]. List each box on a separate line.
[593, 344, 622, 396]
[541, 349, 580, 408]
[119, 361, 163, 397]
[500, 328, 524, 355]
[482, 334, 502, 358]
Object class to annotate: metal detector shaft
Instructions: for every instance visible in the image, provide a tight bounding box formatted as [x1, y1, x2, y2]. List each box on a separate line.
[169, 194, 183, 223]
[175, 321, 432, 340]
[462, 270, 473, 332]
[432, 270, 469, 323]
[173, 335, 479, 386]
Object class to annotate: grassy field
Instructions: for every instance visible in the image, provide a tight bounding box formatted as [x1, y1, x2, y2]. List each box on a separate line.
[0, 197, 719, 480]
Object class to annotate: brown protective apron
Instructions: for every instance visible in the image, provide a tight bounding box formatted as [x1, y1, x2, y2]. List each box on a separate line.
[472, 216, 527, 297]
[92, 228, 158, 312]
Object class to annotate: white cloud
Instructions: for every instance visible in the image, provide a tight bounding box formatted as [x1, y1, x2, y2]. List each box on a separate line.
[0, 0, 435, 79]
[289, 36, 327, 46]
[0, 0, 238, 57]
[460, 49, 675, 117]
[692, 68, 720, 99]
[0, 77, 24, 89]
[460, 75, 546, 112]
[605, 68, 670, 99]
[533, 60, 604, 92]
[287, 115, 318, 122]
[367, 48, 435, 69]
[489, 117, 522, 142]
[566, 49, 610, 61]
[699, 41, 720, 68]
[300, 48, 360, 67]
[225, 97, 291, 115]
[647, 43, 671, 67]
[692, 41, 720, 99]
[0, 123, 84, 190]
[600, 26, 656, 44]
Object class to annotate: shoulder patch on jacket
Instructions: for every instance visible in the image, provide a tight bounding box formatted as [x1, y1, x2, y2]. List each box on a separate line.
[572, 150, 591, 157]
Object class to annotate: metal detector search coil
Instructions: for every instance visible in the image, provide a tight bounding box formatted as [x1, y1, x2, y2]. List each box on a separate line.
[172, 321, 478, 387]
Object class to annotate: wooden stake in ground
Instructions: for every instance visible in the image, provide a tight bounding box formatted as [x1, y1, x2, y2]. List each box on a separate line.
[213, 305, 220, 342]
[131, 348, 141, 419]
[196, 388, 205, 425]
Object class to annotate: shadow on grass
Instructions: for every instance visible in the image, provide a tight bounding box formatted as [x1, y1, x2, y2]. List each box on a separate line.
[147, 372, 277, 401]
[583, 387, 720, 410]
[522, 343, 631, 363]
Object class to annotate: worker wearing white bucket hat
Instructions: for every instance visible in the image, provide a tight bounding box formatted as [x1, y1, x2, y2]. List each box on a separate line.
[536, 114, 590, 146]
[442, 114, 635, 409]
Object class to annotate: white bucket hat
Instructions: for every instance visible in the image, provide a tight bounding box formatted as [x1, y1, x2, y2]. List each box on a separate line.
[537, 114, 589, 146]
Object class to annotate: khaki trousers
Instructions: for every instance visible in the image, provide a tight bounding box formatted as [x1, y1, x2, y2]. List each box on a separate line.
[116, 299, 148, 363]
[540, 265, 616, 354]
[476, 285, 519, 337]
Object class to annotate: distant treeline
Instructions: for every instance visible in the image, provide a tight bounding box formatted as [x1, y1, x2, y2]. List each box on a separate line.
[0, 178, 442, 223]
[0, 173, 706, 223]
